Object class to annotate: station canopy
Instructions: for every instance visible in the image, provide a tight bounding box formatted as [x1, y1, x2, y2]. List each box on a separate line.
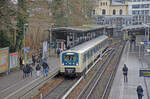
[122, 24, 149, 31]
[51, 25, 110, 33]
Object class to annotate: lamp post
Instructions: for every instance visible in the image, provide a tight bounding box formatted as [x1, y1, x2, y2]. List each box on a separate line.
[103, 17, 106, 35]
[23, 23, 28, 62]
[142, 23, 149, 41]
[142, 23, 150, 55]
[49, 23, 54, 56]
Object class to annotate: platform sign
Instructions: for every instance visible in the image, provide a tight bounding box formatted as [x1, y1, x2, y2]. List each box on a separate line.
[143, 40, 150, 44]
[24, 47, 30, 53]
[139, 69, 150, 77]
[0, 47, 9, 73]
[50, 42, 54, 47]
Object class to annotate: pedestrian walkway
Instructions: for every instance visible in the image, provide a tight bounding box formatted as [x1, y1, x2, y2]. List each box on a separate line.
[0, 56, 60, 99]
[108, 41, 150, 99]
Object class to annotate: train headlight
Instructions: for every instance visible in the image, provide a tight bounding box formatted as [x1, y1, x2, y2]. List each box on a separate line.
[76, 63, 78, 66]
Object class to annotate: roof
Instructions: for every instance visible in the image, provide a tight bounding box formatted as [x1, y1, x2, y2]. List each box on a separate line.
[122, 24, 149, 31]
[51, 25, 109, 33]
[65, 35, 108, 53]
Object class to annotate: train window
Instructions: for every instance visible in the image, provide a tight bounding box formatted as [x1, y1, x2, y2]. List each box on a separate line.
[86, 53, 88, 59]
[87, 51, 90, 58]
[91, 50, 92, 56]
[64, 55, 76, 61]
[95, 47, 97, 52]
[103, 41, 105, 45]
[89, 50, 91, 57]
[102, 42, 103, 46]
[83, 54, 86, 62]
[98, 44, 100, 49]
[93, 48, 95, 54]
[96, 46, 98, 51]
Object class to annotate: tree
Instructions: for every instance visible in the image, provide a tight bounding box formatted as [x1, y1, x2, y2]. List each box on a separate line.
[0, 0, 16, 52]
[16, 0, 28, 52]
[50, 0, 94, 27]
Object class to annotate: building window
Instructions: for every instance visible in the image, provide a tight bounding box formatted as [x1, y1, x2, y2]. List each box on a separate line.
[102, 9, 106, 15]
[101, 2, 103, 6]
[132, 10, 136, 15]
[103, 2, 105, 6]
[93, 10, 96, 15]
[106, 2, 107, 6]
[145, 10, 149, 14]
[141, 10, 144, 14]
[132, 5, 140, 8]
[113, 9, 116, 15]
[120, 9, 123, 15]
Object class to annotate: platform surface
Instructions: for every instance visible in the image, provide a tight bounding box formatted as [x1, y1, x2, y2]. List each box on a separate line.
[108, 41, 150, 99]
[0, 57, 60, 99]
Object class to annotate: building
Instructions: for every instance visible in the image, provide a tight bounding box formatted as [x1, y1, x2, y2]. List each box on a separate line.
[93, 0, 129, 37]
[94, 0, 128, 16]
[128, 0, 150, 24]
[128, 0, 150, 15]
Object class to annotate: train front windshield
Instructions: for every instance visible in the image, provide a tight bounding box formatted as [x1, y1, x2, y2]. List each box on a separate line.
[64, 55, 76, 61]
[62, 53, 78, 66]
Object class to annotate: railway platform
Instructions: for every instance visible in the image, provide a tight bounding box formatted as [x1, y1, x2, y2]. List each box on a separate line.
[0, 56, 60, 99]
[108, 41, 150, 99]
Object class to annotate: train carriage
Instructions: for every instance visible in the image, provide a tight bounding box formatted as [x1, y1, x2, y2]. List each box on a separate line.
[60, 35, 109, 76]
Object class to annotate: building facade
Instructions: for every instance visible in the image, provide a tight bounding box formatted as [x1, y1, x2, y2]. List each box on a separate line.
[128, 0, 150, 24]
[128, 0, 150, 15]
[94, 0, 128, 16]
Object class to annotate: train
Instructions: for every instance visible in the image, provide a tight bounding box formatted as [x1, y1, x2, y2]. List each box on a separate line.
[60, 35, 109, 76]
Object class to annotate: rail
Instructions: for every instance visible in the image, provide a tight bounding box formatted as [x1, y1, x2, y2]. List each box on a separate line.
[77, 49, 115, 99]
[101, 42, 125, 99]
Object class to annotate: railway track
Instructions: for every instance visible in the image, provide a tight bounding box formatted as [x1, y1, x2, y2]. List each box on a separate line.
[78, 42, 124, 99]
[77, 49, 116, 99]
[62, 42, 125, 99]
[43, 77, 80, 99]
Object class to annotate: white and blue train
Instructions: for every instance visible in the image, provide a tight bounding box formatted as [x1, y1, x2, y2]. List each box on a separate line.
[60, 35, 109, 76]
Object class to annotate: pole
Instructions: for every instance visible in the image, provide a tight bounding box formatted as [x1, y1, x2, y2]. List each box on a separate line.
[13, 29, 16, 47]
[103, 18, 105, 35]
[139, 44, 140, 59]
[49, 24, 54, 56]
[49, 25, 52, 57]
[148, 26, 149, 42]
[23, 24, 26, 62]
[145, 27, 146, 40]
[23, 24, 28, 63]
[148, 26, 150, 48]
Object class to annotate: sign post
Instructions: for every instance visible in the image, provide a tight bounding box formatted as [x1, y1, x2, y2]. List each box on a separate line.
[24, 47, 30, 62]
[50, 42, 54, 47]
[139, 69, 150, 77]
